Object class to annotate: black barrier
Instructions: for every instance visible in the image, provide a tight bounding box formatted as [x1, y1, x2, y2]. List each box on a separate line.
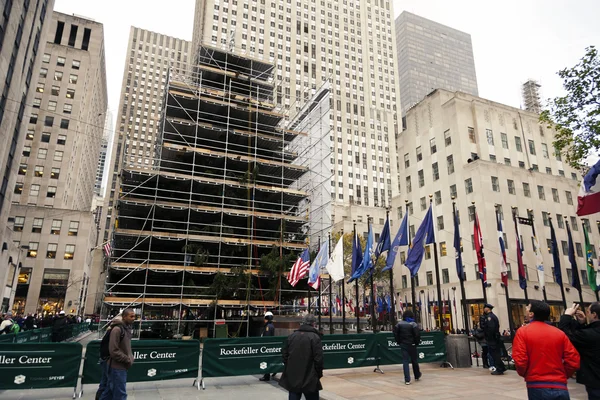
[0, 323, 89, 344]
[0, 342, 82, 397]
[82, 339, 201, 394]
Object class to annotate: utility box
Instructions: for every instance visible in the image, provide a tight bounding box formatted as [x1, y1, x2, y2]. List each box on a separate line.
[445, 334, 471, 368]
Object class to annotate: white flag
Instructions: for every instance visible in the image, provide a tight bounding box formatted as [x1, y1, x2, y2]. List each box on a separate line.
[532, 235, 545, 288]
[326, 237, 345, 282]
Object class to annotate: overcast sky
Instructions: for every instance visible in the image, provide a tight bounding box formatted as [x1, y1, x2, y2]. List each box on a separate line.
[54, 0, 599, 123]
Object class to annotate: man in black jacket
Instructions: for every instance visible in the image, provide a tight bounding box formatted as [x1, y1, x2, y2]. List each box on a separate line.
[279, 314, 323, 400]
[393, 310, 421, 385]
[481, 303, 506, 375]
[259, 311, 275, 382]
[559, 302, 600, 400]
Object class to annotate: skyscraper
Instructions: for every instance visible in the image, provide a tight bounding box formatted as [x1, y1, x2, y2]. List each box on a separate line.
[192, 0, 401, 234]
[8, 12, 107, 315]
[0, 0, 55, 312]
[395, 11, 478, 116]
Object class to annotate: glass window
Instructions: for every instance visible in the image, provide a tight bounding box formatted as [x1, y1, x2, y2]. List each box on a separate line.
[47, 186, 57, 198]
[51, 85, 59, 95]
[444, 130, 451, 146]
[442, 268, 449, 283]
[507, 180, 515, 195]
[40, 68, 48, 78]
[420, 196, 427, 211]
[51, 219, 62, 235]
[44, 116, 53, 127]
[429, 138, 436, 154]
[450, 184, 457, 199]
[26, 130, 34, 140]
[434, 190, 442, 205]
[32, 218, 43, 233]
[37, 148, 47, 159]
[72, 60, 80, 69]
[403, 153, 409, 168]
[63, 104, 72, 114]
[432, 162, 439, 181]
[504, 158, 511, 166]
[440, 242, 447, 257]
[468, 127, 476, 143]
[437, 216, 444, 230]
[36, 82, 45, 93]
[570, 216, 578, 231]
[537, 185, 545, 200]
[30, 113, 38, 124]
[51, 168, 60, 179]
[491, 176, 500, 192]
[47, 100, 57, 111]
[27, 242, 39, 258]
[54, 151, 64, 161]
[54, 71, 63, 81]
[14, 216, 25, 231]
[60, 119, 69, 129]
[528, 140, 536, 155]
[18, 163, 27, 175]
[542, 143, 549, 158]
[565, 191, 573, 205]
[41, 132, 50, 142]
[68, 221, 79, 236]
[34, 165, 43, 177]
[64, 244, 75, 260]
[515, 136, 522, 152]
[405, 176, 411, 193]
[501, 133, 508, 149]
[57, 134, 66, 145]
[22, 146, 31, 157]
[447, 155, 454, 175]
[42, 53, 50, 63]
[30, 184, 40, 196]
[465, 178, 473, 194]
[486, 129, 494, 145]
[32, 98, 41, 108]
[542, 212, 549, 226]
[66, 88, 75, 99]
[46, 243, 58, 259]
[552, 188, 560, 203]
[416, 146, 422, 161]
[418, 170, 424, 187]
[57, 56, 66, 66]
[557, 215, 565, 229]
[69, 74, 78, 84]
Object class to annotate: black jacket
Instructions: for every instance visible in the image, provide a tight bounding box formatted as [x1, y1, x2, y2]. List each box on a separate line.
[481, 312, 500, 343]
[558, 315, 600, 388]
[279, 324, 324, 394]
[262, 321, 275, 337]
[393, 320, 420, 346]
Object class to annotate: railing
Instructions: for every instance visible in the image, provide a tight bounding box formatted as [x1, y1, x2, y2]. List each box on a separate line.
[0, 322, 90, 344]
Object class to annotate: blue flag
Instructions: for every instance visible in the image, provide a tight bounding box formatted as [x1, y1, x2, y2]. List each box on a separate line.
[405, 205, 435, 277]
[308, 240, 329, 289]
[383, 213, 409, 272]
[349, 224, 374, 281]
[549, 219, 563, 286]
[453, 208, 463, 281]
[566, 221, 581, 292]
[374, 215, 391, 259]
[386, 294, 391, 313]
[348, 229, 364, 283]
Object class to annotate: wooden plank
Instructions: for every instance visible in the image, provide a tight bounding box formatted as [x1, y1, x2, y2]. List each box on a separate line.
[103, 296, 277, 306]
[111, 262, 266, 276]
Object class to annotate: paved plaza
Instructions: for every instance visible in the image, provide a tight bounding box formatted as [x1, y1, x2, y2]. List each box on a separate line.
[1, 361, 589, 400]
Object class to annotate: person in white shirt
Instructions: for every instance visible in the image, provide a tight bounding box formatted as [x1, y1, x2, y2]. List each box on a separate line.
[0, 312, 14, 334]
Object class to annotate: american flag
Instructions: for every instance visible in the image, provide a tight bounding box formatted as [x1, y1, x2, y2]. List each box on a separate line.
[288, 248, 310, 287]
[103, 241, 112, 257]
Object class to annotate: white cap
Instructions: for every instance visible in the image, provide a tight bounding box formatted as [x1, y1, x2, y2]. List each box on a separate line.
[264, 311, 273, 318]
[59, 311, 65, 315]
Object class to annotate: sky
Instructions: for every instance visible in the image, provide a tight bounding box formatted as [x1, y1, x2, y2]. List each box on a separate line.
[54, 0, 600, 129]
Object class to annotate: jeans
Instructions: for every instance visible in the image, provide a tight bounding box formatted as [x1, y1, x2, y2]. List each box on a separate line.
[288, 391, 319, 400]
[95, 360, 108, 400]
[400, 345, 421, 383]
[527, 388, 570, 400]
[587, 386, 600, 400]
[481, 345, 490, 367]
[100, 366, 128, 400]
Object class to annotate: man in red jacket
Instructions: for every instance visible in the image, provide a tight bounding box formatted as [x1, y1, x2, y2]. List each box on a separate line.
[513, 300, 580, 400]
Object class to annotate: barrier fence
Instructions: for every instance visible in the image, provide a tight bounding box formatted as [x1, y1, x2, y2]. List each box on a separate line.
[0, 332, 447, 397]
[0, 323, 90, 344]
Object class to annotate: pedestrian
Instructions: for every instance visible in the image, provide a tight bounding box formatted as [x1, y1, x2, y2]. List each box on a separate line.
[473, 321, 492, 370]
[481, 303, 505, 375]
[52, 310, 68, 342]
[279, 314, 324, 400]
[393, 310, 422, 385]
[0, 312, 19, 334]
[512, 300, 579, 400]
[100, 309, 135, 400]
[259, 311, 275, 382]
[96, 316, 122, 400]
[558, 302, 600, 400]
[24, 313, 35, 331]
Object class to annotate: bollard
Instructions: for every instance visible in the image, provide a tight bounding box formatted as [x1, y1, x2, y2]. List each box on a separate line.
[445, 334, 471, 368]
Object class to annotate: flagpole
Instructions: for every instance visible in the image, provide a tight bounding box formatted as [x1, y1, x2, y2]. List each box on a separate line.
[452, 287, 458, 332]
[472, 202, 488, 304]
[430, 196, 443, 330]
[512, 208, 529, 302]
[328, 233, 334, 334]
[386, 208, 397, 327]
[453, 200, 470, 333]
[529, 211, 547, 302]
[353, 221, 361, 333]
[565, 217, 584, 305]
[404, 201, 417, 324]
[549, 217, 568, 310]
[367, 215, 377, 333]
[341, 230, 347, 333]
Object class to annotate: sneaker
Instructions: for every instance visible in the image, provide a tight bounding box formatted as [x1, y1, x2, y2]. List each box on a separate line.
[415, 374, 422, 381]
[259, 376, 271, 382]
[490, 371, 504, 375]
[405, 381, 411, 385]
[489, 366, 496, 372]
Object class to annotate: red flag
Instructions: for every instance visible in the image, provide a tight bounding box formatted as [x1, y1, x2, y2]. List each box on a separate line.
[473, 212, 487, 283]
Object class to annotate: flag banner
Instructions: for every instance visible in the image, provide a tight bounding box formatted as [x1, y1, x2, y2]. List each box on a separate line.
[349, 224, 374, 282]
[309, 241, 329, 290]
[496, 210, 509, 287]
[532, 233, 545, 288]
[405, 205, 435, 277]
[517, 217, 533, 226]
[577, 159, 600, 216]
[453, 207, 464, 281]
[288, 248, 311, 287]
[550, 219, 563, 287]
[326, 237, 345, 282]
[566, 222, 581, 292]
[374, 215, 391, 259]
[348, 229, 363, 283]
[383, 213, 409, 272]
[473, 212, 487, 283]
[514, 214, 527, 290]
[103, 241, 112, 257]
[584, 225, 598, 292]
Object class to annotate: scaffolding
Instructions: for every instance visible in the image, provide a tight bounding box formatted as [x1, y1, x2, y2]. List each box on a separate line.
[101, 46, 331, 338]
[522, 79, 542, 114]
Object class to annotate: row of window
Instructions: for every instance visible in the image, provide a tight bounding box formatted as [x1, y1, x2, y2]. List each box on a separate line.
[14, 182, 56, 197]
[26, 130, 67, 144]
[24, 242, 76, 260]
[18, 164, 60, 179]
[39, 68, 77, 83]
[32, 97, 72, 114]
[41, 53, 80, 69]
[22, 147, 63, 161]
[13, 217, 79, 235]
[35, 82, 75, 99]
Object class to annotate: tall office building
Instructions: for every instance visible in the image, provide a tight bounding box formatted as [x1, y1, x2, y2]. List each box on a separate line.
[8, 12, 107, 315]
[395, 11, 478, 116]
[94, 111, 111, 197]
[522, 79, 542, 114]
[103, 28, 190, 245]
[0, 0, 54, 312]
[392, 89, 597, 331]
[192, 0, 401, 235]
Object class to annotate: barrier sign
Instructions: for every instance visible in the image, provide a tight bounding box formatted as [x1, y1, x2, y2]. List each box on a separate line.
[376, 331, 446, 365]
[0, 342, 82, 390]
[321, 334, 377, 369]
[82, 340, 200, 384]
[201, 337, 286, 378]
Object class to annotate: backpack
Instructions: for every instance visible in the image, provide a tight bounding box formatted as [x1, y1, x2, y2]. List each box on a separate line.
[9, 320, 20, 334]
[99, 326, 125, 360]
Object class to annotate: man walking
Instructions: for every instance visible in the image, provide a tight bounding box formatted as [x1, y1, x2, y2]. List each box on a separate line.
[259, 311, 275, 382]
[393, 310, 422, 385]
[100, 309, 135, 400]
[481, 303, 505, 375]
[559, 302, 600, 400]
[513, 300, 580, 400]
[279, 314, 323, 400]
[51, 311, 68, 342]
